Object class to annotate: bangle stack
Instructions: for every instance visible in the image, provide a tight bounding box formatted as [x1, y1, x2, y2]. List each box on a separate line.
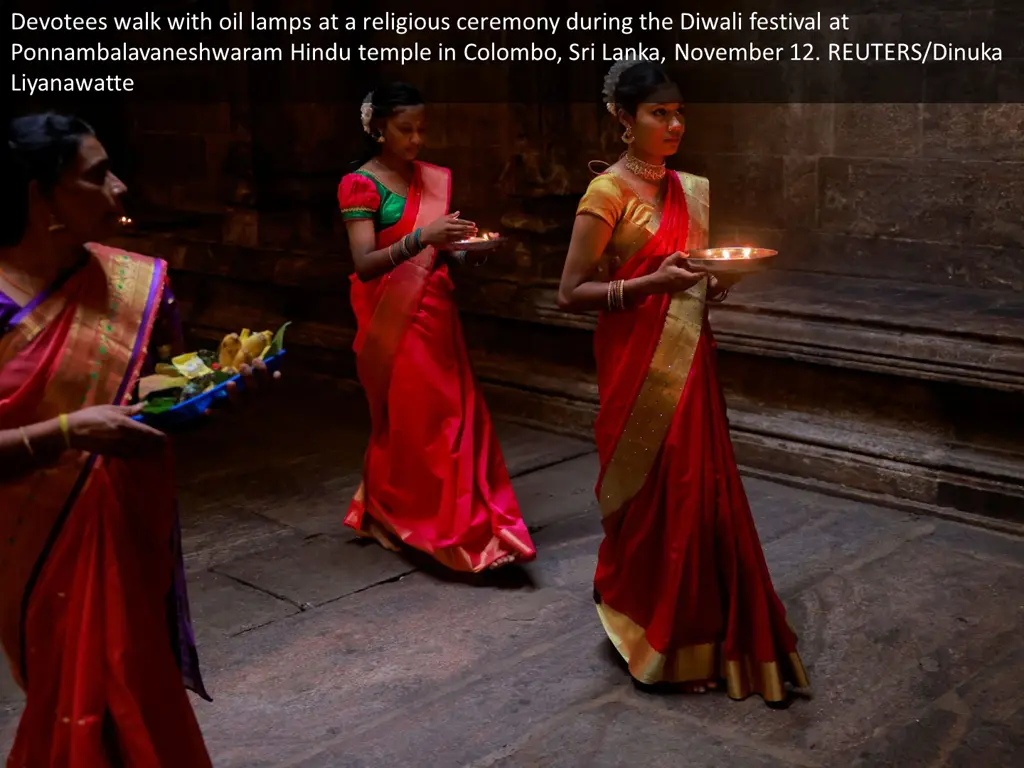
[606, 279, 625, 311]
[59, 413, 71, 449]
[388, 228, 424, 266]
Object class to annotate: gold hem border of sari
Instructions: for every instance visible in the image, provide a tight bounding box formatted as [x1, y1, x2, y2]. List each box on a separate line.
[597, 171, 711, 519]
[597, 601, 810, 702]
[348, 481, 532, 573]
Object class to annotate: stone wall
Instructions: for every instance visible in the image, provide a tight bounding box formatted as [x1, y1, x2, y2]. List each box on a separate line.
[10, 1, 1023, 528]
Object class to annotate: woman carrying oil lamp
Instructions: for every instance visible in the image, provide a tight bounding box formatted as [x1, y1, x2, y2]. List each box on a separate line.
[337, 82, 536, 572]
[0, 113, 281, 764]
[556, 61, 810, 706]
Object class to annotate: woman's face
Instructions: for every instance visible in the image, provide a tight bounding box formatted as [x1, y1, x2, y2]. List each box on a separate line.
[41, 135, 127, 243]
[626, 84, 685, 159]
[380, 104, 427, 161]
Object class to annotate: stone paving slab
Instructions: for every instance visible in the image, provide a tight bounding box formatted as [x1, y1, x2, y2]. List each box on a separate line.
[187, 570, 300, 639]
[213, 534, 419, 610]
[848, 644, 1024, 767]
[179, 503, 302, 572]
[476, 698, 810, 768]
[190, 582, 596, 765]
[632, 531, 1024, 762]
[3, 412, 1024, 767]
[494, 422, 593, 477]
[511, 453, 599, 530]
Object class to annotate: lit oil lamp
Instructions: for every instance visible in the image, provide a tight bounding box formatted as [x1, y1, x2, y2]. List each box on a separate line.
[684, 246, 776, 274]
[451, 230, 506, 251]
[118, 216, 133, 226]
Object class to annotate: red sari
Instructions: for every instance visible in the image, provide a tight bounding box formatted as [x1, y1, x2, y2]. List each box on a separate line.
[340, 161, 536, 572]
[589, 171, 810, 702]
[0, 246, 211, 766]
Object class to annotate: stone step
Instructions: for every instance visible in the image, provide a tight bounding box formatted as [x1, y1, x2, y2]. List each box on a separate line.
[470, 355, 1024, 536]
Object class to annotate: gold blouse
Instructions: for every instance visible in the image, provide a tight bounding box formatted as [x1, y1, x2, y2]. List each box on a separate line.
[576, 171, 710, 276]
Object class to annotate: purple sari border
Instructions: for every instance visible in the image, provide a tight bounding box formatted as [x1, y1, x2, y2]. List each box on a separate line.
[114, 256, 166, 404]
[4, 252, 90, 332]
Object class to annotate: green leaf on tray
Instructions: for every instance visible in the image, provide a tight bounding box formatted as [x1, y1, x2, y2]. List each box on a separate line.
[143, 396, 178, 414]
[265, 322, 291, 358]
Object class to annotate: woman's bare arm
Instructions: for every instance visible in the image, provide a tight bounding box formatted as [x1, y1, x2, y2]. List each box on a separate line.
[346, 219, 409, 282]
[0, 418, 68, 480]
[556, 214, 661, 313]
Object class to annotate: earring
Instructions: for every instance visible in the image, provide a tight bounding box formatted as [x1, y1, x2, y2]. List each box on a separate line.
[622, 126, 634, 144]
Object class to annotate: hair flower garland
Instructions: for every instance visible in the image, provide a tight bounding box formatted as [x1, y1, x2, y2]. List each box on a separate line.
[602, 59, 641, 115]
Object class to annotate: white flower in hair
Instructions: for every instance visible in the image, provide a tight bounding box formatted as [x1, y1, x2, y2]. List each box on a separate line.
[602, 58, 641, 115]
[360, 92, 374, 135]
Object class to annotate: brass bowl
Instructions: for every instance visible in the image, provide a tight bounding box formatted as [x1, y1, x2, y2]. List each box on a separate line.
[685, 247, 777, 274]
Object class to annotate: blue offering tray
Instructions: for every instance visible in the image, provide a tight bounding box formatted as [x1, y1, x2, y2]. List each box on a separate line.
[134, 350, 285, 428]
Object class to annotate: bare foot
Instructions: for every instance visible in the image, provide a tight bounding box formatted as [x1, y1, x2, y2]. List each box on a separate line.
[488, 554, 516, 569]
[356, 521, 399, 552]
[680, 680, 721, 694]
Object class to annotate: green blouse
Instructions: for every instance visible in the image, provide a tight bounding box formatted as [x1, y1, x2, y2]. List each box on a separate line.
[339, 170, 406, 231]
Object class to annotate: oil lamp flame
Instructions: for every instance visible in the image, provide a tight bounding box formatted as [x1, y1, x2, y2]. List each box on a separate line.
[119, 216, 132, 226]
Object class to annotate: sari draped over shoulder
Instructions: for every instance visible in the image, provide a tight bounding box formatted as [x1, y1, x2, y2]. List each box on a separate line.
[338, 161, 536, 572]
[581, 171, 809, 702]
[0, 245, 211, 766]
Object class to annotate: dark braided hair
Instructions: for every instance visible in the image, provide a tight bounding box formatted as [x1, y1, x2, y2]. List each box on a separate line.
[2, 113, 95, 246]
[612, 63, 678, 116]
[352, 82, 424, 167]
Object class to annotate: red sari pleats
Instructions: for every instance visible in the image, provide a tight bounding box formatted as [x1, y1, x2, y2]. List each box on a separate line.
[2, 247, 211, 766]
[346, 268, 536, 571]
[344, 162, 535, 572]
[594, 322, 808, 700]
[590, 171, 808, 702]
[9, 456, 211, 767]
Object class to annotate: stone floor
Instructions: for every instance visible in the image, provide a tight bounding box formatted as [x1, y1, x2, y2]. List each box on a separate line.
[2, 375, 1023, 766]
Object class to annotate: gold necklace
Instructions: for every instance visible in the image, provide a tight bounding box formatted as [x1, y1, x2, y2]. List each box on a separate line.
[623, 151, 666, 182]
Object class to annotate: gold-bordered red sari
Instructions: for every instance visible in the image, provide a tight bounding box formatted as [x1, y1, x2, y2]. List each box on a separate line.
[0, 244, 210, 766]
[582, 170, 810, 703]
[341, 161, 536, 572]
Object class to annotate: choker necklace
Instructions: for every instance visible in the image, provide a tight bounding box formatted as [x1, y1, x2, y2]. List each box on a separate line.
[623, 152, 666, 182]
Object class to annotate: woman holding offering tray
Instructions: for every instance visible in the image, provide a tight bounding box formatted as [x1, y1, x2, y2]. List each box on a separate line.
[556, 62, 810, 706]
[337, 82, 536, 573]
[0, 113, 274, 764]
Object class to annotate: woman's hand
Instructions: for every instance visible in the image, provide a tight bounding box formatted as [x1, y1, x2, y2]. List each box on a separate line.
[707, 273, 743, 303]
[202, 359, 281, 418]
[421, 211, 477, 246]
[225, 359, 281, 407]
[66, 404, 167, 457]
[649, 252, 707, 294]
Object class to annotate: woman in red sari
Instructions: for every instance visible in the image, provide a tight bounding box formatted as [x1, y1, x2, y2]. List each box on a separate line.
[557, 62, 810, 707]
[0, 114, 272, 765]
[338, 83, 536, 572]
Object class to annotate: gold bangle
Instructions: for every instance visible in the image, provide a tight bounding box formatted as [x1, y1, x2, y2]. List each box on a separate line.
[19, 427, 34, 458]
[59, 413, 71, 449]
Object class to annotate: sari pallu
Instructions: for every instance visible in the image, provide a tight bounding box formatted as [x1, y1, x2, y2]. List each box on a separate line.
[591, 172, 810, 702]
[344, 161, 536, 572]
[0, 245, 210, 766]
